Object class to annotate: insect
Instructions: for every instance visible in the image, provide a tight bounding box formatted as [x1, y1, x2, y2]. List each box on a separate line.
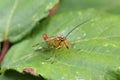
[33, 19, 90, 50]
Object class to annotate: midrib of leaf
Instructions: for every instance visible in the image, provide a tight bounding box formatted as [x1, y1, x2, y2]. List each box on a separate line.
[4, 0, 18, 40]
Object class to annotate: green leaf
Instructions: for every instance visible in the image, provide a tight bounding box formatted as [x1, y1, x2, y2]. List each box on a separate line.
[1, 9, 120, 80]
[0, 0, 58, 42]
[57, 0, 120, 14]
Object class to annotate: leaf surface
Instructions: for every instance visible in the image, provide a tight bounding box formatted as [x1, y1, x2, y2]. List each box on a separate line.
[57, 0, 120, 14]
[1, 9, 120, 80]
[0, 0, 58, 42]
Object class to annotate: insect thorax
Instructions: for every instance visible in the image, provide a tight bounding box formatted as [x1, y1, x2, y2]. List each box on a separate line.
[45, 35, 66, 48]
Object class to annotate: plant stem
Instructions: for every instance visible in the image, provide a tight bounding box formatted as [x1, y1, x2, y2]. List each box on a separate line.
[0, 40, 9, 64]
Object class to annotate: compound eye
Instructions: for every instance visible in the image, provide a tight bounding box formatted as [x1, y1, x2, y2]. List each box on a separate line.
[43, 34, 49, 40]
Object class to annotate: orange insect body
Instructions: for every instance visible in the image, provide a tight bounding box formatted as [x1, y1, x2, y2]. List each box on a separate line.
[43, 34, 69, 49]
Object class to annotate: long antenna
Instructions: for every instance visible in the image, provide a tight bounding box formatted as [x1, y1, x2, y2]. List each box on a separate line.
[65, 19, 91, 38]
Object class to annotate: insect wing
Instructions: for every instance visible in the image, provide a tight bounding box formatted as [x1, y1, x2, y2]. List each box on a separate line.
[32, 41, 48, 51]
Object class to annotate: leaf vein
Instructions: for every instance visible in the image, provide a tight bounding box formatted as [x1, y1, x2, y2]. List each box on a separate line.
[4, 0, 18, 40]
